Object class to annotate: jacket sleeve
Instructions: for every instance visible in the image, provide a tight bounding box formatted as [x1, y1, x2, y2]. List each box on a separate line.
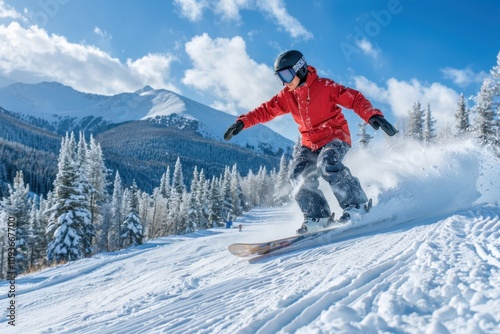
[237, 92, 289, 128]
[332, 83, 383, 123]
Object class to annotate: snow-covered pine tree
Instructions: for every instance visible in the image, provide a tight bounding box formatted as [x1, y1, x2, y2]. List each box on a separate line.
[159, 166, 171, 199]
[491, 51, 500, 102]
[256, 166, 273, 206]
[46, 133, 94, 263]
[490, 51, 500, 152]
[197, 169, 210, 229]
[455, 93, 471, 137]
[423, 103, 437, 144]
[407, 101, 425, 141]
[121, 181, 144, 246]
[167, 158, 185, 234]
[108, 172, 123, 251]
[148, 187, 162, 239]
[241, 170, 257, 208]
[230, 165, 244, 216]
[473, 78, 497, 147]
[356, 122, 373, 148]
[181, 190, 197, 234]
[273, 155, 292, 206]
[172, 157, 186, 196]
[1, 171, 32, 274]
[208, 176, 223, 227]
[87, 135, 108, 241]
[28, 196, 47, 269]
[221, 167, 233, 221]
[75, 133, 95, 256]
[185, 167, 201, 231]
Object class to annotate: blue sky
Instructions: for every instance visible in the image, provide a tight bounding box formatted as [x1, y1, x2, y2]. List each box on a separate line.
[0, 0, 498, 141]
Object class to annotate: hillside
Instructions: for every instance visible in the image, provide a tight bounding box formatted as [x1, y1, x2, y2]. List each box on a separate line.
[1, 139, 499, 333]
[0, 81, 293, 194]
[0, 81, 292, 154]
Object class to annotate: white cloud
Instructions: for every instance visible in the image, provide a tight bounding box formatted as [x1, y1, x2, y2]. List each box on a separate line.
[0, 22, 179, 95]
[173, 0, 208, 22]
[355, 38, 381, 60]
[354, 76, 459, 127]
[441, 66, 487, 87]
[174, 0, 313, 40]
[94, 26, 111, 40]
[0, 0, 23, 19]
[183, 33, 278, 114]
[215, 0, 251, 21]
[256, 0, 313, 40]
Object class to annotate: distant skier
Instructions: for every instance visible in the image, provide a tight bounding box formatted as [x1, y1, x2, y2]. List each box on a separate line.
[224, 50, 397, 234]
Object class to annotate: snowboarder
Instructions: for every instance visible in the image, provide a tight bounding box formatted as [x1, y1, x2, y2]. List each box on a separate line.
[224, 50, 397, 234]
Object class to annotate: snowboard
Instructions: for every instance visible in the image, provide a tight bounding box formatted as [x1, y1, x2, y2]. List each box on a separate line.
[228, 223, 349, 257]
[229, 201, 377, 257]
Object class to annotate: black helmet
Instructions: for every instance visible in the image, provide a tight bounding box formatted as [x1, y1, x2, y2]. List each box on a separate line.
[273, 50, 308, 85]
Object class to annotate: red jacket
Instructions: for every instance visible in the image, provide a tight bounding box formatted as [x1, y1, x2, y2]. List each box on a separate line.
[237, 66, 383, 150]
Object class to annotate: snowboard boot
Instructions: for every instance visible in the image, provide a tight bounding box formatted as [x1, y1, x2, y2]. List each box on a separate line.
[328, 199, 373, 226]
[297, 214, 336, 234]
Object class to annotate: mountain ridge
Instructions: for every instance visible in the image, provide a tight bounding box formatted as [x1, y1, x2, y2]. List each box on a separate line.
[0, 80, 292, 154]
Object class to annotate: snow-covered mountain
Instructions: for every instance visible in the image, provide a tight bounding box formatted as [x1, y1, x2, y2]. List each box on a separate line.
[1, 139, 499, 333]
[0, 81, 292, 154]
[0, 76, 14, 88]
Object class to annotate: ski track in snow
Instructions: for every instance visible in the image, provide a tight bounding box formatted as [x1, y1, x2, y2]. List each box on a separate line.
[1, 140, 500, 333]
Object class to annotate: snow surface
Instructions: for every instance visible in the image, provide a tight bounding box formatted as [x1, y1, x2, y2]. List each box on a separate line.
[1, 139, 500, 334]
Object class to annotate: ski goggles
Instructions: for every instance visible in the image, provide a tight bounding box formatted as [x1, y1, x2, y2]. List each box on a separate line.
[274, 67, 297, 85]
[274, 56, 306, 86]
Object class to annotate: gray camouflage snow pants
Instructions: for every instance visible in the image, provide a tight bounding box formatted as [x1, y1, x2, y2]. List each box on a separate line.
[290, 139, 368, 218]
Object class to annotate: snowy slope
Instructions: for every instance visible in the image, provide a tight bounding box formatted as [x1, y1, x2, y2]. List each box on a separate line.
[0, 82, 292, 153]
[1, 139, 500, 334]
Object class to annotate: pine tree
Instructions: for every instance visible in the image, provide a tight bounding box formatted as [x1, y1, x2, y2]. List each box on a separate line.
[230, 165, 244, 216]
[172, 157, 186, 196]
[148, 187, 161, 239]
[28, 196, 47, 269]
[197, 170, 210, 229]
[182, 191, 198, 234]
[491, 51, 500, 102]
[407, 101, 425, 141]
[121, 181, 144, 246]
[423, 103, 437, 144]
[75, 134, 94, 257]
[490, 51, 500, 152]
[166, 158, 189, 234]
[87, 135, 108, 243]
[159, 166, 171, 199]
[473, 78, 496, 146]
[186, 167, 201, 230]
[46, 133, 94, 263]
[208, 176, 223, 227]
[1, 171, 32, 273]
[221, 167, 233, 221]
[109, 172, 123, 251]
[455, 93, 470, 136]
[356, 122, 373, 148]
[274, 155, 291, 206]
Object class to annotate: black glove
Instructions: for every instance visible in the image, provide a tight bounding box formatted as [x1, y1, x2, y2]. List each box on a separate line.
[224, 120, 244, 141]
[369, 115, 398, 136]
